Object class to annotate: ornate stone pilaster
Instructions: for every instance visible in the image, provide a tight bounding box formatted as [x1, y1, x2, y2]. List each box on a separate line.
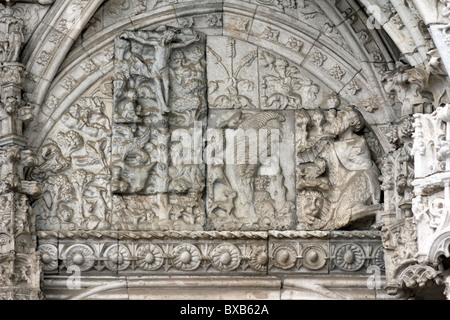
[380, 50, 450, 296]
[379, 115, 418, 295]
[0, 2, 43, 300]
[382, 105, 450, 297]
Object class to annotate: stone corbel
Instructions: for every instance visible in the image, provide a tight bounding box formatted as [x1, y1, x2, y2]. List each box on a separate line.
[397, 264, 442, 291]
[383, 61, 431, 116]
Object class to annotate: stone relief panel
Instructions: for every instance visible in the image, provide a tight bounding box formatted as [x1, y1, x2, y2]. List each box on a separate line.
[207, 37, 259, 109]
[0, 3, 49, 62]
[259, 51, 320, 110]
[31, 28, 384, 235]
[205, 110, 296, 231]
[111, 193, 205, 231]
[111, 26, 206, 231]
[207, 36, 324, 111]
[296, 94, 382, 231]
[31, 96, 113, 232]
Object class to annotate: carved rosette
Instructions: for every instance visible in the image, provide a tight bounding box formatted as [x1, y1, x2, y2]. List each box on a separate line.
[104, 244, 131, 272]
[272, 245, 297, 269]
[210, 243, 241, 271]
[172, 244, 202, 271]
[334, 244, 365, 272]
[38, 244, 58, 272]
[248, 245, 269, 272]
[64, 244, 95, 272]
[302, 245, 327, 270]
[373, 246, 386, 272]
[136, 244, 164, 271]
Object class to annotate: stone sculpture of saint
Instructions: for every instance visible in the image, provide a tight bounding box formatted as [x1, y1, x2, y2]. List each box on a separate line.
[6, 23, 23, 62]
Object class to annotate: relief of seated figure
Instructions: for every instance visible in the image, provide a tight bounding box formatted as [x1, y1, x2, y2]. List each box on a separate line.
[297, 105, 381, 230]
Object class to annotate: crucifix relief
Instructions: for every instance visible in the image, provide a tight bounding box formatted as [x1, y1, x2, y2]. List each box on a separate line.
[119, 29, 201, 115]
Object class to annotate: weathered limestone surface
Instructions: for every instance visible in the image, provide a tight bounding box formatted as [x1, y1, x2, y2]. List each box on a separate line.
[0, 0, 448, 300]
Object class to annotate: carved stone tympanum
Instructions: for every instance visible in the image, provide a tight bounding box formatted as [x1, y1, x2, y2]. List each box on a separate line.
[13, 0, 450, 301]
[296, 96, 381, 231]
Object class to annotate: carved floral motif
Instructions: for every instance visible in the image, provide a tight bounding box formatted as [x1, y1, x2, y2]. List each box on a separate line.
[260, 51, 320, 110]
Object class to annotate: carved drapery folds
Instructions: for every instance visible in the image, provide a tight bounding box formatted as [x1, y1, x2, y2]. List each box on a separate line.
[32, 26, 384, 234]
[296, 101, 381, 231]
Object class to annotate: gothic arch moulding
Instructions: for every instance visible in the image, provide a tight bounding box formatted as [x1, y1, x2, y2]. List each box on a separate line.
[23, 0, 403, 152]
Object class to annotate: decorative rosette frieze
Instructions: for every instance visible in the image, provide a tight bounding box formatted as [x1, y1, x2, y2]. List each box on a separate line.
[46, 238, 271, 274]
[39, 230, 384, 276]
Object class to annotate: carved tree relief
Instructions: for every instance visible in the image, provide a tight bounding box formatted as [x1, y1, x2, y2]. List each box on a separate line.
[206, 110, 296, 230]
[32, 97, 112, 231]
[111, 26, 206, 231]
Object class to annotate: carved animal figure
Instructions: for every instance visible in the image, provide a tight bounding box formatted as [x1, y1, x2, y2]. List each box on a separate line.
[209, 189, 237, 216]
[233, 111, 286, 214]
